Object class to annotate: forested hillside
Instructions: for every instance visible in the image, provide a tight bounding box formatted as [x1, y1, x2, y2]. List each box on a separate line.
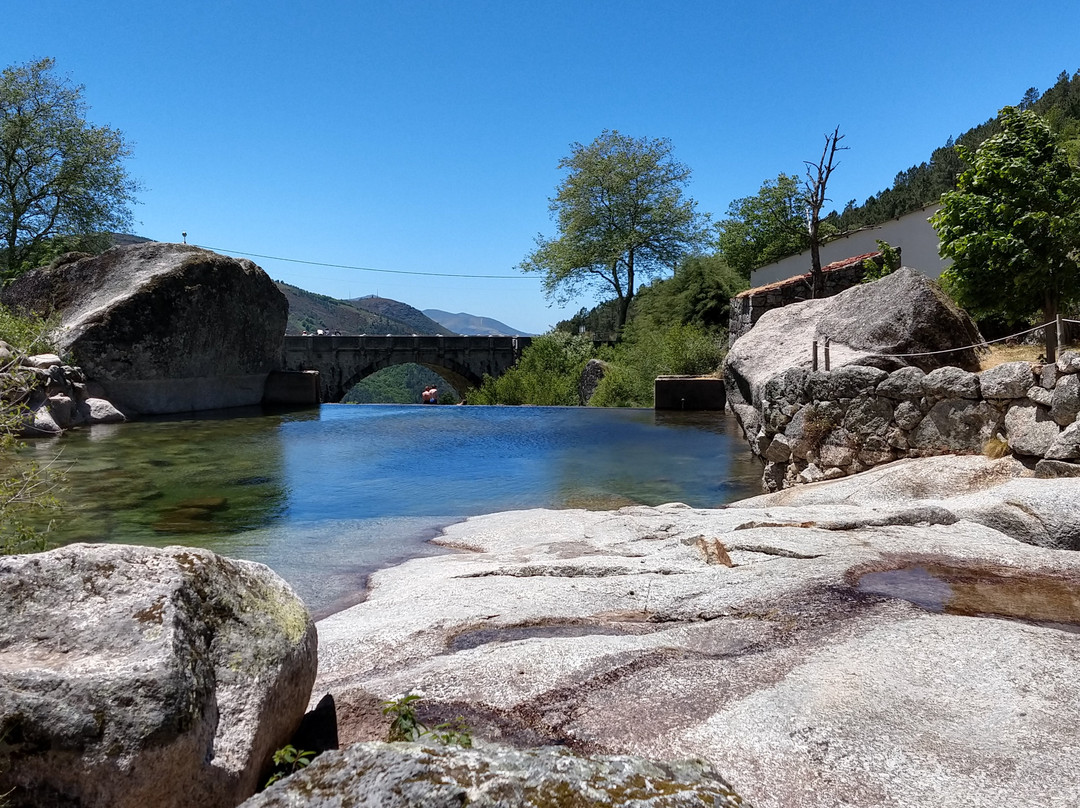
[275, 282, 455, 335]
[826, 69, 1080, 235]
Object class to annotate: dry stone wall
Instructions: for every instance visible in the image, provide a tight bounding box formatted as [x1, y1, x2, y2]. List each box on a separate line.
[739, 352, 1080, 491]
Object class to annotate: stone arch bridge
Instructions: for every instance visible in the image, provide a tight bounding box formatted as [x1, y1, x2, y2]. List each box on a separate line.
[281, 335, 533, 402]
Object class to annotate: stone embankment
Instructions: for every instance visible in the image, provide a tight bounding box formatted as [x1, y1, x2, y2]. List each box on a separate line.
[0, 341, 125, 435]
[741, 352, 1080, 491]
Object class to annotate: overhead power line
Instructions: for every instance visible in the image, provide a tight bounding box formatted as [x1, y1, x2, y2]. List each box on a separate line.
[197, 245, 534, 280]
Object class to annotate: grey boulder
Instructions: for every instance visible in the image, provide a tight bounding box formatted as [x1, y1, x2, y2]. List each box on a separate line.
[0, 243, 288, 415]
[725, 267, 983, 410]
[0, 543, 317, 808]
[241, 742, 750, 808]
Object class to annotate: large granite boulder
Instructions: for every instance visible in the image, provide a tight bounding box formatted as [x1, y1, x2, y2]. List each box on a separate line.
[0, 544, 318, 808]
[725, 267, 983, 411]
[241, 742, 750, 807]
[0, 243, 288, 415]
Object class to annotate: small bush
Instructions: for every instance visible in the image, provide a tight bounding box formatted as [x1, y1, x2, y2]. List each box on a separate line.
[380, 693, 472, 747]
[983, 434, 1011, 459]
[0, 304, 59, 355]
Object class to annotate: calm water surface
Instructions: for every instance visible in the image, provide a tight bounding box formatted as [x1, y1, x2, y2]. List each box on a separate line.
[25, 405, 763, 615]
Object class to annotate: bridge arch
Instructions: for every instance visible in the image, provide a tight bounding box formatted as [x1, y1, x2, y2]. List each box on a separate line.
[281, 335, 531, 403]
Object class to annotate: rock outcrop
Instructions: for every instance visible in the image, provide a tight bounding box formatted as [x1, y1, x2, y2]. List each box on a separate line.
[0, 243, 288, 415]
[312, 455, 1080, 808]
[724, 268, 983, 423]
[0, 544, 318, 808]
[241, 742, 750, 807]
[1, 342, 124, 435]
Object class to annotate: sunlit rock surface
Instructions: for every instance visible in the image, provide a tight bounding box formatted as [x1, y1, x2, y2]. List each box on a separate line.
[314, 455, 1080, 808]
[0, 544, 317, 808]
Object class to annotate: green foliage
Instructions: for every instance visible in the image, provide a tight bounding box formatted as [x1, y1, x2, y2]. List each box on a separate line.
[521, 130, 709, 331]
[1, 58, 139, 280]
[715, 173, 809, 280]
[380, 694, 472, 747]
[466, 332, 593, 405]
[0, 304, 58, 354]
[633, 254, 747, 333]
[931, 106, 1080, 359]
[1, 306, 64, 555]
[264, 744, 316, 788]
[861, 240, 902, 283]
[589, 322, 724, 408]
[342, 364, 459, 404]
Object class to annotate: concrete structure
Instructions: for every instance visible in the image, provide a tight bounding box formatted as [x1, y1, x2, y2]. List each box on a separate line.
[654, 376, 726, 410]
[281, 335, 533, 402]
[750, 203, 946, 288]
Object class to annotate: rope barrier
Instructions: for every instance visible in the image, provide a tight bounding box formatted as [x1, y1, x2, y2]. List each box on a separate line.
[823, 316, 1079, 360]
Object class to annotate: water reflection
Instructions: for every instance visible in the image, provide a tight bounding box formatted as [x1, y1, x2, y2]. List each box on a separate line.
[21, 405, 765, 612]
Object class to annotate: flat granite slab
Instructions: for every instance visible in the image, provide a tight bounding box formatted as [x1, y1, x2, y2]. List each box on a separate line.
[312, 455, 1080, 808]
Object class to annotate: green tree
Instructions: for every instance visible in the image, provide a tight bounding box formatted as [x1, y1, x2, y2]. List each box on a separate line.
[521, 130, 708, 332]
[1, 58, 138, 280]
[632, 254, 746, 333]
[715, 173, 808, 280]
[931, 106, 1080, 361]
[467, 332, 593, 406]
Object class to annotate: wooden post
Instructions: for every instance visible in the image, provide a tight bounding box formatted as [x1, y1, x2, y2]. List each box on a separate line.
[1058, 314, 1064, 352]
[824, 337, 831, 372]
[812, 340, 819, 371]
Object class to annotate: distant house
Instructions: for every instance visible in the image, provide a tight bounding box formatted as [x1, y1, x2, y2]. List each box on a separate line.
[729, 204, 950, 346]
[748, 203, 947, 289]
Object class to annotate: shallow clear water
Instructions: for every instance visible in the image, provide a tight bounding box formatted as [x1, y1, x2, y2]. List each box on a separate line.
[22, 404, 764, 615]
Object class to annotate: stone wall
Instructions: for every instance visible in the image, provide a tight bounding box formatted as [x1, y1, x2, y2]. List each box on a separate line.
[728, 252, 882, 346]
[737, 352, 1080, 491]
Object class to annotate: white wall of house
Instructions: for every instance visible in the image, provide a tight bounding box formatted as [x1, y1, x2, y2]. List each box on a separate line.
[749, 203, 948, 288]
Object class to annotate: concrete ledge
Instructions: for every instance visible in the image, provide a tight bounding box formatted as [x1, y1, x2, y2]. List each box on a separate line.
[654, 376, 726, 410]
[264, 370, 321, 406]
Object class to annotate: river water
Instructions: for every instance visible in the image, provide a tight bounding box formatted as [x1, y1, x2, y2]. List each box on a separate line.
[22, 405, 763, 616]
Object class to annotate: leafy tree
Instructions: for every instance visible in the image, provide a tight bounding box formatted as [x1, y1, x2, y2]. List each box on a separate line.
[466, 332, 594, 405]
[715, 173, 808, 280]
[632, 254, 746, 333]
[1, 58, 138, 280]
[521, 130, 708, 332]
[931, 106, 1080, 361]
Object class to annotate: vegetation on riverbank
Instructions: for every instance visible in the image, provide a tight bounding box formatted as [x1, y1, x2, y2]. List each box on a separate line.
[0, 304, 63, 555]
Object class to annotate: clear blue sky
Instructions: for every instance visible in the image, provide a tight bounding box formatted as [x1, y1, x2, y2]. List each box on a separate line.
[7, 1, 1079, 334]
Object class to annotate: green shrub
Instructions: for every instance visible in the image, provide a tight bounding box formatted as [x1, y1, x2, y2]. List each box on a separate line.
[0, 304, 59, 355]
[467, 332, 593, 405]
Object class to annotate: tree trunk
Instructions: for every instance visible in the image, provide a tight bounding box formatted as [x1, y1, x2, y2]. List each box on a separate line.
[1044, 290, 1059, 364]
[616, 293, 632, 334]
[809, 241, 823, 298]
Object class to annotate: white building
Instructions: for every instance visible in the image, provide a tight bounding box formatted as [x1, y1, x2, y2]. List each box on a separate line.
[749, 203, 948, 288]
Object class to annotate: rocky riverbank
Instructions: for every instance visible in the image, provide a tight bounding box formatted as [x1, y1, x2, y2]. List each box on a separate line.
[310, 454, 1080, 808]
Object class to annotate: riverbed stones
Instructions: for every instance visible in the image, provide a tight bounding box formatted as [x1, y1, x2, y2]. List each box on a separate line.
[313, 455, 1080, 808]
[0, 543, 318, 808]
[239, 742, 750, 808]
[0, 242, 288, 415]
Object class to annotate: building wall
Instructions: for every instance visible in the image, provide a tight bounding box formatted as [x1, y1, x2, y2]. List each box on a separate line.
[749, 204, 946, 288]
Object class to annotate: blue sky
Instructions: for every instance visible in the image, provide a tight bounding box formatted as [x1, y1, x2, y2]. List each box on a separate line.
[7, 1, 1080, 334]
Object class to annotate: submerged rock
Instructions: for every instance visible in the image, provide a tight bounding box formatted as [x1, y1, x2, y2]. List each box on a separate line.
[0, 543, 317, 808]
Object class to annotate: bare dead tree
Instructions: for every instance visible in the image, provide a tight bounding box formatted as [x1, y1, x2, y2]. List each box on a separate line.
[803, 126, 848, 298]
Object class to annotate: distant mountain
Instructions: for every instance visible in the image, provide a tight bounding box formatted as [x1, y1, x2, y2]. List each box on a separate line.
[423, 309, 533, 336]
[276, 283, 455, 335]
[348, 297, 451, 334]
